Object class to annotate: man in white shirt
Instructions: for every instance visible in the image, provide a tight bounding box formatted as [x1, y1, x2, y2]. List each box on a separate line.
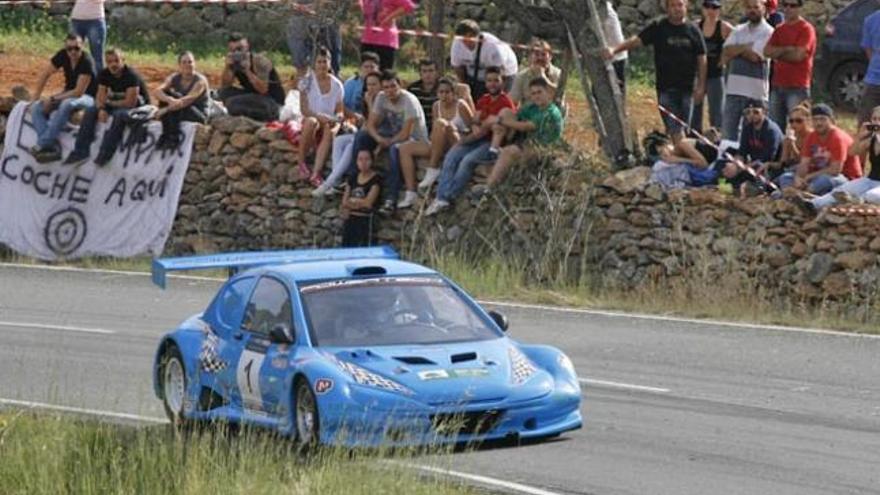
[450, 19, 518, 99]
[720, 0, 775, 140]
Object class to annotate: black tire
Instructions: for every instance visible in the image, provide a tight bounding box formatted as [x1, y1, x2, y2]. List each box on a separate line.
[160, 345, 189, 428]
[829, 60, 866, 112]
[294, 377, 320, 447]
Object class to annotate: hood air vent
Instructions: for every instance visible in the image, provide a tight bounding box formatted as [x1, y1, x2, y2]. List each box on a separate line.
[450, 352, 477, 363]
[393, 356, 436, 365]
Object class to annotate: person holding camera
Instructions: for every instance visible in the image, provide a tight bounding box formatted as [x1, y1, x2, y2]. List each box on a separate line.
[219, 33, 286, 122]
[802, 106, 880, 210]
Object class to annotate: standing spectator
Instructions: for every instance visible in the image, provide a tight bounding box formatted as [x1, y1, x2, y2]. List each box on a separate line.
[358, 0, 416, 70]
[777, 104, 858, 195]
[70, 0, 106, 72]
[511, 38, 562, 107]
[470, 78, 564, 198]
[763, 0, 784, 27]
[719, 0, 774, 140]
[407, 59, 440, 131]
[807, 107, 880, 210]
[286, 0, 343, 77]
[451, 19, 519, 99]
[720, 99, 782, 191]
[859, 9, 880, 125]
[341, 149, 382, 247]
[693, 0, 733, 132]
[603, 0, 707, 139]
[63, 47, 148, 166]
[297, 47, 344, 188]
[394, 77, 474, 207]
[425, 67, 515, 215]
[219, 33, 286, 122]
[343, 51, 380, 120]
[154, 51, 210, 151]
[599, 1, 628, 99]
[763, 0, 815, 130]
[29, 33, 97, 163]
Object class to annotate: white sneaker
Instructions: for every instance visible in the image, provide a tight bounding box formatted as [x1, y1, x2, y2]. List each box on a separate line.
[418, 168, 441, 193]
[311, 183, 330, 197]
[397, 190, 419, 209]
[425, 199, 450, 216]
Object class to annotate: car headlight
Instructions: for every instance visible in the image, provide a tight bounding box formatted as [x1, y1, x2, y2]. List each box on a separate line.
[328, 355, 413, 395]
[508, 346, 537, 385]
[557, 354, 576, 375]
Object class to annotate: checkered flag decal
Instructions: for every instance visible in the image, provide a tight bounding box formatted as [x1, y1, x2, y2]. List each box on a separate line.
[200, 333, 228, 373]
[508, 347, 537, 385]
[333, 356, 411, 394]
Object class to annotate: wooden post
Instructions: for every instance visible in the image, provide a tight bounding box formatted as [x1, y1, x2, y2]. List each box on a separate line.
[426, 0, 448, 72]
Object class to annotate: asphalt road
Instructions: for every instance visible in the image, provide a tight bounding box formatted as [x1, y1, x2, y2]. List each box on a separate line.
[1, 265, 879, 495]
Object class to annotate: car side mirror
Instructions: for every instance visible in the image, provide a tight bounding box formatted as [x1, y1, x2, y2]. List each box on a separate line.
[488, 310, 509, 332]
[269, 323, 294, 344]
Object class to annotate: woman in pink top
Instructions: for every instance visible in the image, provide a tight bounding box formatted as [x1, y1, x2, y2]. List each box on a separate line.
[70, 0, 106, 72]
[359, 0, 416, 70]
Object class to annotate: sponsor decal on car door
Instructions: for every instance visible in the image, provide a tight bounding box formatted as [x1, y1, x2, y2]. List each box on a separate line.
[236, 337, 269, 413]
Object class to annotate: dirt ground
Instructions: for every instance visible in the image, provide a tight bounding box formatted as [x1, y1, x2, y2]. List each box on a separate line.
[1, 52, 663, 154]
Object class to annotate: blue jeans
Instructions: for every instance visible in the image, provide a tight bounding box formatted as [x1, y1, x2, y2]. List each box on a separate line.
[286, 16, 342, 74]
[383, 142, 406, 202]
[722, 94, 752, 141]
[31, 95, 95, 149]
[812, 177, 880, 208]
[70, 19, 106, 72]
[437, 140, 491, 202]
[657, 88, 693, 135]
[72, 106, 129, 157]
[691, 76, 724, 133]
[769, 87, 809, 132]
[777, 171, 847, 195]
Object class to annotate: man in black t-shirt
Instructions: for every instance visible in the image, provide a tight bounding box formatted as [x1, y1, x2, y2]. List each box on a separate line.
[219, 33, 286, 122]
[603, 0, 707, 139]
[64, 47, 149, 166]
[29, 33, 97, 163]
[407, 59, 439, 132]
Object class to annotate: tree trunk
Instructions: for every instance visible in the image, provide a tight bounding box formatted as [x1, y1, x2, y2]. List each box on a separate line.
[426, 0, 448, 73]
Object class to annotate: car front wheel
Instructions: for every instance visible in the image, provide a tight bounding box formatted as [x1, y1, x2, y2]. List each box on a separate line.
[161, 346, 188, 427]
[829, 61, 866, 112]
[295, 378, 320, 447]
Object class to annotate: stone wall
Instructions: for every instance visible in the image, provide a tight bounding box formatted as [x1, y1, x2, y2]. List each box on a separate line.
[592, 167, 880, 302]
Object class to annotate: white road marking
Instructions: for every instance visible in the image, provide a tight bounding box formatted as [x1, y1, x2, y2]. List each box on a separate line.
[579, 378, 671, 394]
[398, 463, 564, 495]
[4, 262, 879, 339]
[0, 398, 166, 424]
[0, 320, 116, 335]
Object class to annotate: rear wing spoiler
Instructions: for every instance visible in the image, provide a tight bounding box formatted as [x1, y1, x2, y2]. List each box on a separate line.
[151, 246, 399, 289]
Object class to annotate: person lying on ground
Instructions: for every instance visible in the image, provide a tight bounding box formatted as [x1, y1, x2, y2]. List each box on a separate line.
[154, 50, 209, 151]
[297, 46, 344, 188]
[218, 32, 286, 122]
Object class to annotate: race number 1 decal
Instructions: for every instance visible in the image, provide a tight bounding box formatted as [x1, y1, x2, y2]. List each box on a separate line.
[236, 349, 266, 412]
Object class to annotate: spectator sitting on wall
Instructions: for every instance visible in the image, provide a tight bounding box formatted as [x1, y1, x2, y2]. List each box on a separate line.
[469, 78, 563, 199]
[407, 59, 440, 132]
[720, 99, 782, 193]
[219, 33, 286, 122]
[297, 46, 345, 188]
[777, 104, 860, 195]
[765, 103, 812, 180]
[510, 38, 561, 107]
[63, 47, 149, 166]
[315, 71, 384, 197]
[29, 33, 98, 163]
[343, 51, 381, 122]
[425, 66, 516, 216]
[341, 149, 382, 247]
[451, 19, 519, 99]
[395, 77, 475, 208]
[154, 51, 210, 151]
[762, 0, 816, 131]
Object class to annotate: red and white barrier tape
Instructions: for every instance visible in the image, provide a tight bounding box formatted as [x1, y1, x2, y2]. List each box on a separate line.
[0, 0, 287, 4]
[828, 205, 880, 216]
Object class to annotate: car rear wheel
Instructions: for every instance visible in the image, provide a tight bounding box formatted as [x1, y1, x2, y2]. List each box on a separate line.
[295, 378, 320, 447]
[829, 61, 866, 112]
[161, 346, 188, 427]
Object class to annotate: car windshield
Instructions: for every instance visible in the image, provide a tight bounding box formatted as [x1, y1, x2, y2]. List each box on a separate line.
[299, 276, 501, 347]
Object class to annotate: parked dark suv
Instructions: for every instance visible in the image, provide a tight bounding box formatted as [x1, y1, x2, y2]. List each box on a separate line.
[816, 0, 879, 111]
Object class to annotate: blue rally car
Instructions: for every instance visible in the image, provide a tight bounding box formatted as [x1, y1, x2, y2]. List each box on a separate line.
[151, 247, 582, 446]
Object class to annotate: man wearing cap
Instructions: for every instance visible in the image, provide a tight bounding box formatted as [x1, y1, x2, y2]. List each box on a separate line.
[603, 0, 707, 139]
[719, 0, 774, 140]
[859, 8, 880, 125]
[720, 98, 782, 191]
[763, 0, 816, 130]
[777, 104, 860, 195]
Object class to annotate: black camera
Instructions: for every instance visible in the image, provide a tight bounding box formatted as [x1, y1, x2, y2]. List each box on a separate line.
[230, 50, 247, 70]
[867, 124, 880, 132]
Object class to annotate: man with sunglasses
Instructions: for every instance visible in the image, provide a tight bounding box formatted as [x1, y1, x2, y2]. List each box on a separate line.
[763, 0, 816, 130]
[29, 33, 97, 164]
[719, 0, 774, 141]
[721, 99, 782, 192]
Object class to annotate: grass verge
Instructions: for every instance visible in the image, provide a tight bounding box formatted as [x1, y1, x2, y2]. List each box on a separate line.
[0, 412, 477, 495]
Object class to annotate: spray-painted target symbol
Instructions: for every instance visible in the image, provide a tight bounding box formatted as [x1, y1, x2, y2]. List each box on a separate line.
[44, 207, 88, 256]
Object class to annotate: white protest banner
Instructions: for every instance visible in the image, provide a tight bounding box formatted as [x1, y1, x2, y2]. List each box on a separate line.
[0, 102, 194, 260]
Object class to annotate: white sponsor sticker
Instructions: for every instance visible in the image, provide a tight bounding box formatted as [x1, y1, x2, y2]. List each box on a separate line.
[236, 349, 266, 411]
[418, 369, 451, 381]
